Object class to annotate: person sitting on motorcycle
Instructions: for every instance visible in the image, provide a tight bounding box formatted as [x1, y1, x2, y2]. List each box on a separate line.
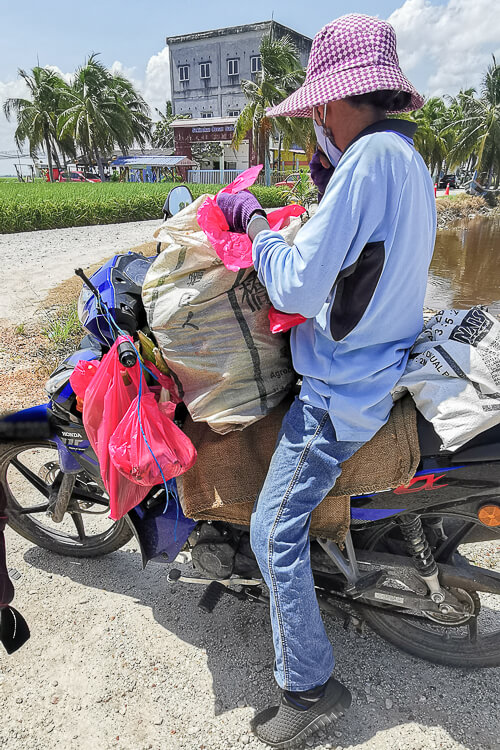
[217, 13, 437, 747]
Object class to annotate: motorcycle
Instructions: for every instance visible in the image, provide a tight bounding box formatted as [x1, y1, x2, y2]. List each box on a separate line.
[3, 185, 500, 669]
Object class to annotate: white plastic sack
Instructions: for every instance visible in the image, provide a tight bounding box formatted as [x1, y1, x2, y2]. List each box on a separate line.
[142, 195, 300, 434]
[393, 307, 500, 451]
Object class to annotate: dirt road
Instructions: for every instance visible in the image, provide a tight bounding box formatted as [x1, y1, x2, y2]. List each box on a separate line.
[0, 220, 159, 323]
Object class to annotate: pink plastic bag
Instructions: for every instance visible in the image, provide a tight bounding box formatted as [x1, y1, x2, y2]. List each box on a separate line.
[109, 394, 197, 486]
[82, 337, 151, 520]
[268, 308, 307, 334]
[197, 165, 306, 272]
[69, 359, 100, 398]
[143, 360, 181, 404]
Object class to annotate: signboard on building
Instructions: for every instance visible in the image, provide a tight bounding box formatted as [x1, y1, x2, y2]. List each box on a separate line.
[173, 118, 253, 172]
[184, 124, 235, 141]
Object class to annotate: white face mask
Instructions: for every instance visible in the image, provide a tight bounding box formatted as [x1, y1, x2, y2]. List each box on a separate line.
[313, 106, 343, 168]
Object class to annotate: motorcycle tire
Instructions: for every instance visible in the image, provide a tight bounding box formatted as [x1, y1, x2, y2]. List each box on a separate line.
[1, 441, 133, 558]
[355, 516, 500, 668]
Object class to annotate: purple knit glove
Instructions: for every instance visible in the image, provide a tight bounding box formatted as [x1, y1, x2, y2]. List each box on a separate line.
[309, 149, 334, 201]
[216, 190, 265, 233]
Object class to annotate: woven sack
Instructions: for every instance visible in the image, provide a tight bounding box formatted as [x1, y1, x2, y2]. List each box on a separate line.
[178, 395, 419, 544]
[142, 196, 301, 434]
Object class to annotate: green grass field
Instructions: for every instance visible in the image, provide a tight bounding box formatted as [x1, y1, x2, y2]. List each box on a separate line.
[0, 181, 285, 233]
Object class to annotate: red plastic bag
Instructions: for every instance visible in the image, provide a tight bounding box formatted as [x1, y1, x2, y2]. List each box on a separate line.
[109, 393, 197, 486]
[82, 337, 150, 520]
[197, 165, 306, 272]
[268, 308, 307, 334]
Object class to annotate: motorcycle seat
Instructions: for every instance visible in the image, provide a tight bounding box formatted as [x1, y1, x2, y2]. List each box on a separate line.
[417, 411, 500, 462]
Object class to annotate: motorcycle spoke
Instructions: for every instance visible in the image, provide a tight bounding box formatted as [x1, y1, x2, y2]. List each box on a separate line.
[71, 513, 86, 541]
[17, 503, 50, 515]
[72, 487, 108, 506]
[11, 458, 51, 498]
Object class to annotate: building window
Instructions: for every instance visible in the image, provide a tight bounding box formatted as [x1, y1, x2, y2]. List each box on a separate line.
[227, 58, 239, 77]
[228, 109, 240, 117]
[178, 65, 189, 82]
[251, 55, 262, 73]
[200, 62, 211, 79]
[201, 112, 213, 118]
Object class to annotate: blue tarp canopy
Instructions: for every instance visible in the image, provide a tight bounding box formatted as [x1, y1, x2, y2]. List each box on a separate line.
[111, 155, 196, 168]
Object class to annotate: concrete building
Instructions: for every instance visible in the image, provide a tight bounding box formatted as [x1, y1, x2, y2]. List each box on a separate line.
[167, 21, 312, 119]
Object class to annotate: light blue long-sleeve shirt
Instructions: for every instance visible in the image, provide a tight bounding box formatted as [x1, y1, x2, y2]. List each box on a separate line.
[253, 119, 437, 442]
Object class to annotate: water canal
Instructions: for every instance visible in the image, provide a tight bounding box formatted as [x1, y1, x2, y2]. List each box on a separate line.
[425, 216, 500, 313]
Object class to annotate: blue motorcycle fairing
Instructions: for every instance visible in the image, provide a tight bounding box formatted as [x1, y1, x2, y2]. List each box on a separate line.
[3, 403, 50, 422]
[53, 434, 83, 473]
[78, 252, 154, 347]
[78, 255, 119, 346]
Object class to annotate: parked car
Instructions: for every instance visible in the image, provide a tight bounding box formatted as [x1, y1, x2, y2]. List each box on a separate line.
[58, 170, 101, 183]
[438, 174, 457, 189]
[275, 172, 301, 191]
[45, 168, 101, 183]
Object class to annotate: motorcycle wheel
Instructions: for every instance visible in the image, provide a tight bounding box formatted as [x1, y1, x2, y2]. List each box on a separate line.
[357, 514, 500, 668]
[1, 441, 133, 558]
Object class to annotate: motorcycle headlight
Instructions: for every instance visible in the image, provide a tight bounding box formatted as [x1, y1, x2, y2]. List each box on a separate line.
[45, 367, 72, 398]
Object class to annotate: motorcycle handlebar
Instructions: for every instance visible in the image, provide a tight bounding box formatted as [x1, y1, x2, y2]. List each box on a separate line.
[117, 340, 138, 368]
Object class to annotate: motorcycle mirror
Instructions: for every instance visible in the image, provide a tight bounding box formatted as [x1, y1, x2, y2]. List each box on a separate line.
[165, 185, 193, 217]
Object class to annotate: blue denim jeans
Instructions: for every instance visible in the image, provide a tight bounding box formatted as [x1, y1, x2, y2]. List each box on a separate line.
[250, 397, 364, 691]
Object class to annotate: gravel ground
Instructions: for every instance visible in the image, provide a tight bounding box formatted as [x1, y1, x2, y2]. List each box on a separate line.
[0, 219, 159, 323]
[1, 527, 499, 750]
[2, 221, 500, 750]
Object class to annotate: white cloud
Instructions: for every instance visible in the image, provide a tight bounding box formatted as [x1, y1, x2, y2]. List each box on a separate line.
[142, 46, 171, 116]
[388, 0, 500, 97]
[110, 60, 141, 90]
[109, 49, 170, 118]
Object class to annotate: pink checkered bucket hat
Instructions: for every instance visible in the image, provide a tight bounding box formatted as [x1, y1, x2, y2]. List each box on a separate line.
[267, 14, 424, 117]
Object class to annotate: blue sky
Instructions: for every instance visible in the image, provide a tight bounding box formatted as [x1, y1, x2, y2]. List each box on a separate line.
[0, 1, 407, 81]
[1, 0, 499, 174]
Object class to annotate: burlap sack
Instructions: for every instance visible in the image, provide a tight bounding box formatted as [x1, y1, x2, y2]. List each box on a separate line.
[178, 395, 419, 543]
[142, 196, 301, 434]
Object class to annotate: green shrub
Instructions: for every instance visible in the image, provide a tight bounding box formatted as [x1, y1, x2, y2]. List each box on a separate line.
[249, 186, 285, 207]
[0, 181, 287, 233]
[42, 301, 82, 346]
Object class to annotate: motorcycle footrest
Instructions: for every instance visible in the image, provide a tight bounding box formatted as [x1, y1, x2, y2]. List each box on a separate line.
[344, 570, 387, 599]
[198, 581, 226, 613]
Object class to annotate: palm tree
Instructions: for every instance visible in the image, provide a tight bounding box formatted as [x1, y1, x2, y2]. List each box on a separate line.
[446, 57, 500, 183]
[405, 97, 450, 180]
[152, 101, 192, 150]
[111, 71, 151, 149]
[152, 101, 175, 150]
[3, 66, 71, 182]
[58, 54, 151, 181]
[232, 34, 306, 182]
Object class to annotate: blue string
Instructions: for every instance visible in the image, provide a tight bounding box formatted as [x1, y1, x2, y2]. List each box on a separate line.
[97, 297, 179, 539]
